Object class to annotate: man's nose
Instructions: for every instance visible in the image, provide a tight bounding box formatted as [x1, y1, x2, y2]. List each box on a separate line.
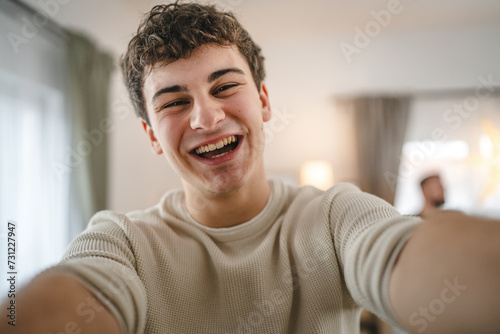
[190, 97, 225, 130]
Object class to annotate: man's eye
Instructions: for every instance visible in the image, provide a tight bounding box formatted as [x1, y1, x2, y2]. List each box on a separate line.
[162, 100, 189, 109]
[213, 83, 238, 95]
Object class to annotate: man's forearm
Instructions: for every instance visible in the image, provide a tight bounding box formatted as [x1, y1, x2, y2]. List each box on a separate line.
[0, 272, 121, 334]
[389, 211, 500, 333]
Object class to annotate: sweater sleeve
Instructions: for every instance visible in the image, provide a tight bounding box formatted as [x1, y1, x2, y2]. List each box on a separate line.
[45, 210, 147, 334]
[327, 183, 420, 327]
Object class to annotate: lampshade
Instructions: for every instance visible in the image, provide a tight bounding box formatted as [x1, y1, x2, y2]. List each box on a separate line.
[300, 160, 334, 190]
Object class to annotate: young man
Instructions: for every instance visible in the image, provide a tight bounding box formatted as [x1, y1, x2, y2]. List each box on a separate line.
[418, 174, 446, 219]
[2, 3, 500, 333]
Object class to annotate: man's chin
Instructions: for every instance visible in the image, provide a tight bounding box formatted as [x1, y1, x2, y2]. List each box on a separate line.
[433, 200, 445, 207]
[191, 171, 247, 198]
[207, 178, 245, 196]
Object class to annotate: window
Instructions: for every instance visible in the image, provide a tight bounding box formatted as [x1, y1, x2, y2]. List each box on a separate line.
[0, 1, 72, 293]
[394, 91, 500, 217]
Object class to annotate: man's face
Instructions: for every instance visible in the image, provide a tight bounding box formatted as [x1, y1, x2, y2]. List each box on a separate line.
[142, 44, 271, 197]
[423, 176, 445, 206]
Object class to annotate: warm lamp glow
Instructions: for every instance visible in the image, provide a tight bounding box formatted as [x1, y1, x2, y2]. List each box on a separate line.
[480, 119, 500, 199]
[300, 160, 334, 190]
[479, 134, 493, 159]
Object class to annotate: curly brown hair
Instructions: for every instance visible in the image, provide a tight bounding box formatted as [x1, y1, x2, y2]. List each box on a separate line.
[120, 1, 266, 126]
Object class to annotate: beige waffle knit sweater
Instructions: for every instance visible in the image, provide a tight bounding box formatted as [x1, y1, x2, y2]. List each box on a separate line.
[52, 179, 419, 333]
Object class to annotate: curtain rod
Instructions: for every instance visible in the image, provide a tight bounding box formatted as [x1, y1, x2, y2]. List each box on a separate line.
[2, 0, 68, 40]
[406, 86, 500, 99]
[334, 86, 500, 100]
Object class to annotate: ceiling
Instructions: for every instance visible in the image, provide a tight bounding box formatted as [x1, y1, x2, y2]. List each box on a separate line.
[128, 0, 500, 41]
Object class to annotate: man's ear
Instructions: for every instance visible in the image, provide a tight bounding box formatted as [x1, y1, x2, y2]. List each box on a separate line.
[142, 120, 163, 155]
[259, 82, 272, 122]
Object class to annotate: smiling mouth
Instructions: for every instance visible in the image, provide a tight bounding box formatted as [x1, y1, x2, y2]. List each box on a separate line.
[193, 135, 240, 159]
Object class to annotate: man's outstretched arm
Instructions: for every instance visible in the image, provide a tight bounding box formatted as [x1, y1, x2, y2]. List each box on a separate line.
[389, 211, 500, 333]
[0, 272, 121, 334]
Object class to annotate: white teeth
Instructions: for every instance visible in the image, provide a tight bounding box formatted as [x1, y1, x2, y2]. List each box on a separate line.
[211, 152, 229, 158]
[195, 136, 238, 155]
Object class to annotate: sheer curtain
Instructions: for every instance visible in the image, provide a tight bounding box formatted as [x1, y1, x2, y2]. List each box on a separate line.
[0, 1, 70, 289]
[0, 1, 114, 294]
[339, 96, 410, 205]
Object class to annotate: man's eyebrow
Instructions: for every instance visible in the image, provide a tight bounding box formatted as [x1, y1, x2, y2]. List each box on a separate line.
[208, 68, 245, 83]
[151, 84, 188, 103]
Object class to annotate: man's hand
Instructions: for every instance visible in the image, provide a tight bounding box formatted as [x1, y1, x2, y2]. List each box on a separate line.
[0, 272, 121, 333]
[389, 211, 500, 333]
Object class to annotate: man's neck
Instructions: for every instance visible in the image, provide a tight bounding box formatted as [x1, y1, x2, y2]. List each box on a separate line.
[184, 173, 271, 228]
[419, 202, 441, 219]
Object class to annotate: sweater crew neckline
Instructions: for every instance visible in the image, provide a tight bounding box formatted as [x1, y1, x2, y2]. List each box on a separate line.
[172, 179, 285, 243]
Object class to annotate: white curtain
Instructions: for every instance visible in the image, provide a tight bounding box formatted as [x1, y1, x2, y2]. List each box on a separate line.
[0, 3, 114, 297]
[0, 1, 71, 290]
